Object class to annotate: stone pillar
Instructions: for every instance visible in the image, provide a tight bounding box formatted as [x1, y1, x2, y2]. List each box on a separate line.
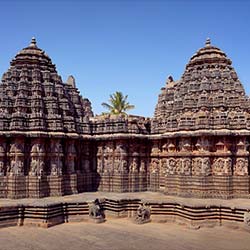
[64, 140, 78, 195]
[211, 138, 233, 198]
[28, 176, 47, 198]
[139, 160, 147, 191]
[149, 140, 160, 192]
[129, 154, 139, 192]
[28, 139, 47, 198]
[232, 138, 250, 197]
[7, 138, 27, 199]
[48, 139, 64, 196]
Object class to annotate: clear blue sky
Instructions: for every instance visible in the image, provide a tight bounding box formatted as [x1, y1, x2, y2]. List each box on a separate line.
[0, 0, 250, 117]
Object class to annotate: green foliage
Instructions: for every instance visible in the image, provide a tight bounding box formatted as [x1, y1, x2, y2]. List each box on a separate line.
[101, 91, 135, 115]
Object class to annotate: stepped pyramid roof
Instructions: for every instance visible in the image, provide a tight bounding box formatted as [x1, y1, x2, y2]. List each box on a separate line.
[152, 38, 250, 133]
[0, 38, 93, 134]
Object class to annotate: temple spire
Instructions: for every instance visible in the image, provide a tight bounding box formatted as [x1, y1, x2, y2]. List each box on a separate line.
[29, 37, 37, 48]
[205, 38, 211, 47]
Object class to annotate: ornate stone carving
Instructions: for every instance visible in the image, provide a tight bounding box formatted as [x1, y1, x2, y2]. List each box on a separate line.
[167, 143, 176, 153]
[9, 159, 24, 176]
[103, 156, 112, 174]
[244, 212, 250, 227]
[29, 141, 45, 176]
[97, 158, 103, 173]
[112, 142, 128, 174]
[0, 38, 249, 199]
[139, 160, 146, 173]
[66, 141, 76, 174]
[30, 159, 45, 177]
[160, 158, 167, 175]
[179, 158, 192, 175]
[151, 141, 160, 156]
[236, 139, 248, 154]
[0, 143, 6, 176]
[192, 157, 211, 176]
[8, 141, 24, 176]
[166, 158, 176, 175]
[97, 145, 104, 173]
[150, 158, 159, 173]
[152, 39, 249, 133]
[212, 157, 232, 176]
[89, 199, 105, 223]
[0, 160, 4, 176]
[234, 158, 248, 176]
[134, 203, 151, 224]
[179, 139, 191, 152]
[161, 143, 168, 155]
[49, 140, 63, 176]
[195, 137, 210, 152]
[130, 157, 139, 173]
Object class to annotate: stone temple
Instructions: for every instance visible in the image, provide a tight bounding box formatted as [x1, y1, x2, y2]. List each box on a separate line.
[0, 37, 249, 199]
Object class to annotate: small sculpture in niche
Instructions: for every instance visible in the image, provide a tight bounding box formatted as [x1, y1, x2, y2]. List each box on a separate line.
[30, 158, 44, 177]
[130, 158, 139, 173]
[9, 158, 24, 176]
[150, 158, 159, 173]
[139, 160, 146, 173]
[234, 158, 248, 176]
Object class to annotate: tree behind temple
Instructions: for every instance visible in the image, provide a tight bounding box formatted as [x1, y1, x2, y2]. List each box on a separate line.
[101, 91, 135, 115]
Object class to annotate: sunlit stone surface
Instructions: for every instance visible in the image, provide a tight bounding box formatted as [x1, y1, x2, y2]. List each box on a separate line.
[0, 38, 249, 199]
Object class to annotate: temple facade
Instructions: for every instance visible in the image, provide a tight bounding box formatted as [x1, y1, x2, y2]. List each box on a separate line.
[0, 38, 249, 199]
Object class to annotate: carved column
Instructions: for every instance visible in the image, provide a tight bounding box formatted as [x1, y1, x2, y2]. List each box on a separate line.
[48, 139, 64, 196]
[212, 140, 232, 176]
[28, 139, 47, 198]
[234, 139, 249, 176]
[139, 143, 148, 192]
[0, 141, 6, 176]
[232, 138, 249, 197]
[129, 146, 139, 192]
[178, 138, 192, 176]
[100, 141, 114, 192]
[164, 140, 177, 195]
[0, 141, 7, 198]
[211, 138, 233, 198]
[192, 137, 211, 176]
[149, 140, 160, 191]
[64, 140, 78, 195]
[113, 141, 128, 192]
[7, 138, 26, 199]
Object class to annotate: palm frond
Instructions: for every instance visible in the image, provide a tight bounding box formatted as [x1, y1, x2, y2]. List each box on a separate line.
[101, 90, 135, 115]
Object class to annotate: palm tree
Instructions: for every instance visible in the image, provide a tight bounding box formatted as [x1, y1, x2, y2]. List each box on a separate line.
[101, 91, 135, 115]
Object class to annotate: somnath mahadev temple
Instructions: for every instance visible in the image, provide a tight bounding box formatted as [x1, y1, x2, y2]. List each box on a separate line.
[0, 37, 249, 200]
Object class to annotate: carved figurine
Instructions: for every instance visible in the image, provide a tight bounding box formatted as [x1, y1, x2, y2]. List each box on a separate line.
[244, 212, 250, 227]
[9, 158, 24, 176]
[89, 199, 105, 223]
[135, 203, 151, 224]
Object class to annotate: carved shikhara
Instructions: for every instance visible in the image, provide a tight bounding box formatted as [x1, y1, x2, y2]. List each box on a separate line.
[0, 38, 250, 199]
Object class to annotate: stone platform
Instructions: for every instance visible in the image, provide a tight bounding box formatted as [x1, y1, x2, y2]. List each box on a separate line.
[0, 192, 250, 231]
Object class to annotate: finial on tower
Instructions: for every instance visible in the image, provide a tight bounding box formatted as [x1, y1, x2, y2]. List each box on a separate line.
[29, 37, 37, 47]
[205, 38, 211, 47]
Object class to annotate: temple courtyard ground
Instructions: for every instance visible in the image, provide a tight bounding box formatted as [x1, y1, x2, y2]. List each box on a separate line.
[0, 219, 249, 250]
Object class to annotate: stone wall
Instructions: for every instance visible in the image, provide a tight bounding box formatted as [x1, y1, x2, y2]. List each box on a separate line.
[96, 138, 149, 192]
[146, 135, 250, 198]
[0, 136, 94, 198]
